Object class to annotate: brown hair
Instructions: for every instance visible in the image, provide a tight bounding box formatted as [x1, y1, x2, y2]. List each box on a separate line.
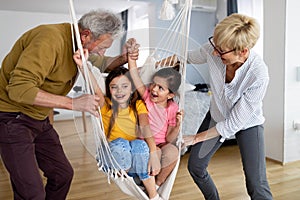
[105, 66, 140, 139]
[153, 67, 181, 94]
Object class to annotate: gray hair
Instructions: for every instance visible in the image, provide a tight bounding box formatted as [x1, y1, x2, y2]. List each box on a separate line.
[78, 9, 122, 39]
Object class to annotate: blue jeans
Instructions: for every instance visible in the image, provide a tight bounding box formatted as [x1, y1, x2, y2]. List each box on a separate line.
[109, 138, 150, 181]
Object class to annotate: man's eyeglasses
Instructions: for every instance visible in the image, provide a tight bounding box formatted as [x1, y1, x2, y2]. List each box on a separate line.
[208, 36, 235, 56]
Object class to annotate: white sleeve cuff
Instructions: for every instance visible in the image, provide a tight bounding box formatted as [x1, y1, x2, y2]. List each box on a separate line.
[219, 137, 225, 143]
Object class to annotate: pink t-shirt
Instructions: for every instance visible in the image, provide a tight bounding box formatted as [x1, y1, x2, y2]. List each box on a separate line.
[142, 88, 178, 145]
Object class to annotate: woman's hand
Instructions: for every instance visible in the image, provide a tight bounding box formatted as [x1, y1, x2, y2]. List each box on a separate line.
[183, 127, 220, 147]
[182, 135, 196, 147]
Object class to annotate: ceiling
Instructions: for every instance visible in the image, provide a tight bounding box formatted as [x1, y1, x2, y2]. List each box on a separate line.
[0, 0, 147, 14]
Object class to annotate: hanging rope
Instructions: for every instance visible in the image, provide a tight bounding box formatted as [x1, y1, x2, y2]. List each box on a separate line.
[69, 0, 194, 199]
[145, 2, 193, 199]
[68, 0, 130, 185]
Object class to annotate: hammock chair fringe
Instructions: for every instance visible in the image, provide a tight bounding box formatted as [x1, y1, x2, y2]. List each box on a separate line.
[69, 0, 193, 199]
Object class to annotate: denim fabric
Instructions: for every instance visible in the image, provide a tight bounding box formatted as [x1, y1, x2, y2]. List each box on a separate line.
[109, 138, 132, 170]
[109, 138, 150, 180]
[127, 139, 150, 180]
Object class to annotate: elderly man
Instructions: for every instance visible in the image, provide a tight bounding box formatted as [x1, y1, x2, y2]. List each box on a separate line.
[0, 9, 137, 200]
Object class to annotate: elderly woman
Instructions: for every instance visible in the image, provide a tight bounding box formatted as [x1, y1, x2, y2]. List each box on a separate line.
[183, 13, 273, 200]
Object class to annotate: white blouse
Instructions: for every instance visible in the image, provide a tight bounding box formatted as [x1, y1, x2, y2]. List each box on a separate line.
[187, 43, 269, 141]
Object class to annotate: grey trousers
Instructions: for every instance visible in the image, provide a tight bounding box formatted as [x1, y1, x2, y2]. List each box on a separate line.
[187, 114, 273, 200]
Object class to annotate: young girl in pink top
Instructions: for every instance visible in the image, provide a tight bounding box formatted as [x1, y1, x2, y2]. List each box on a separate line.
[128, 40, 183, 187]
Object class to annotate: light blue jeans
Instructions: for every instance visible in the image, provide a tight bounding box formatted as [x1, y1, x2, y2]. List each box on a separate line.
[109, 138, 150, 181]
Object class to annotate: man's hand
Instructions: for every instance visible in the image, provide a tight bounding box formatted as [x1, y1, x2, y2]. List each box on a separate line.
[123, 38, 140, 61]
[72, 94, 100, 117]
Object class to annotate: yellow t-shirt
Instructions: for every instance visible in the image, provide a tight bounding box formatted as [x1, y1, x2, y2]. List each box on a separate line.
[101, 98, 148, 141]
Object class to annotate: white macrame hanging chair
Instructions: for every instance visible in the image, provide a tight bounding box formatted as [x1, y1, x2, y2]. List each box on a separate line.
[69, 0, 193, 199]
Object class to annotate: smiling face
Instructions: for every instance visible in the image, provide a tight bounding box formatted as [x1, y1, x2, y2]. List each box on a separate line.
[81, 31, 113, 56]
[212, 47, 248, 66]
[149, 76, 174, 107]
[109, 75, 132, 108]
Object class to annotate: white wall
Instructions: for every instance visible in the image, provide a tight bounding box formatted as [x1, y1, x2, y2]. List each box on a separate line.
[264, 0, 300, 163]
[0, 10, 71, 61]
[263, 0, 285, 163]
[283, 0, 300, 163]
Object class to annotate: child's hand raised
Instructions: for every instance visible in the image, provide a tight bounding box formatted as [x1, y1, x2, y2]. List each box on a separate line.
[73, 49, 89, 69]
[126, 38, 140, 61]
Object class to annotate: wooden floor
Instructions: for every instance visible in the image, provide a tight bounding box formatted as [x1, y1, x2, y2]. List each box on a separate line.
[1, 119, 300, 200]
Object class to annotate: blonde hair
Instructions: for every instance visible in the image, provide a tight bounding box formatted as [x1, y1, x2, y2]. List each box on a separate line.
[213, 13, 260, 52]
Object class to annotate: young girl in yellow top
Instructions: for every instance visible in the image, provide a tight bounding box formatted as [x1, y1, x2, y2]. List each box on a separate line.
[73, 50, 163, 200]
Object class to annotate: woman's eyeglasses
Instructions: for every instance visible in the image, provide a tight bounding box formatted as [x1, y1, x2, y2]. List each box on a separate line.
[208, 36, 235, 56]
